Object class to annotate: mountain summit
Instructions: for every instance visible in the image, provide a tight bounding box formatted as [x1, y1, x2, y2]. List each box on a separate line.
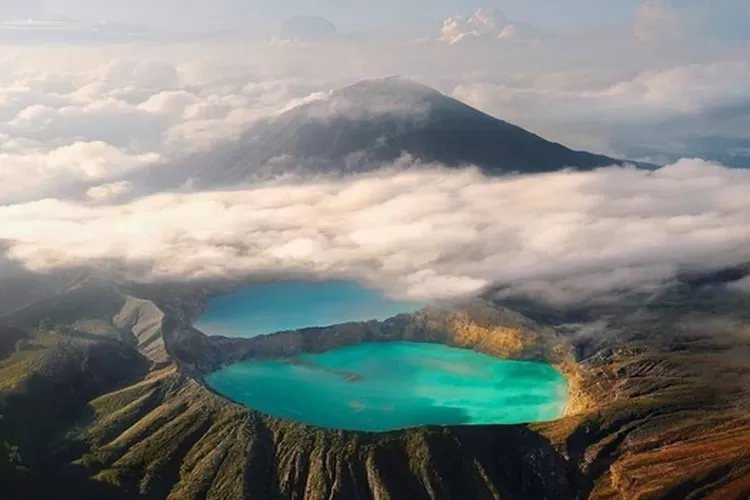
[135, 77, 631, 190]
[194, 77, 624, 185]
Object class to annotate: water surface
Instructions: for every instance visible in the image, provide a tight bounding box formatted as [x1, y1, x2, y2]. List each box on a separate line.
[206, 342, 569, 432]
[195, 280, 420, 338]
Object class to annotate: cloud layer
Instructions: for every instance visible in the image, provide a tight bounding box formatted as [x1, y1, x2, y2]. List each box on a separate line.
[0, 31, 748, 306]
[0, 49, 331, 203]
[439, 9, 536, 45]
[1, 159, 748, 302]
[452, 60, 750, 159]
[1, 32, 748, 208]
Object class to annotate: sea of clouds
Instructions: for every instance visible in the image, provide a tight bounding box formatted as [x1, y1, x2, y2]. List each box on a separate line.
[1, 32, 749, 208]
[0, 18, 749, 303]
[1, 159, 749, 303]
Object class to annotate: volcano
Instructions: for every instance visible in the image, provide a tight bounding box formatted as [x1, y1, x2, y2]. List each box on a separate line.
[132, 77, 635, 192]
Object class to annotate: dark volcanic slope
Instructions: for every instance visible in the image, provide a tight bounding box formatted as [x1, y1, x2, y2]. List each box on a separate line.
[135, 77, 629, 191]
[1, 278, 749, 499]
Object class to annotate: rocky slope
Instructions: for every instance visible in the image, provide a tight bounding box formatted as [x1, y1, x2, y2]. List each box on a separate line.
[0, 278, 748, 499]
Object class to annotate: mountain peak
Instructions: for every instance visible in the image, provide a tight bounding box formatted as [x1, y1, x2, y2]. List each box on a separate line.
[286, 76, 445, 124]
[336, 76, 441, 98]
[132, 77, 630, 190]
[222, 77, 623, 177]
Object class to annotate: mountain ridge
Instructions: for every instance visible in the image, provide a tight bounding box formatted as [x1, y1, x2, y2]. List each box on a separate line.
[1, 277, 749, 499]
[191, 77, 629, 184]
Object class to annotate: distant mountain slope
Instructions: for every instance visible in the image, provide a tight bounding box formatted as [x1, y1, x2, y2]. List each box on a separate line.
[194, 77, 628, 185]
[133, 77, 633, 192]
[3, 278, 170, 367]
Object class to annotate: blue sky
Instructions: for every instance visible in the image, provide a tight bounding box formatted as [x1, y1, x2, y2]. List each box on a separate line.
[3, 1, 748, 41]
[0, 0, 653, 34]
[226, 0, 642, 34]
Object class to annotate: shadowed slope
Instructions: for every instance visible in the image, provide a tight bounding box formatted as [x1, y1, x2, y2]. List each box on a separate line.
[191, 77, 626, 185]
[129, 77, 635, 193]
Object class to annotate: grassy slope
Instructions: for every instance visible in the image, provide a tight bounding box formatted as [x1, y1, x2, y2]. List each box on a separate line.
[0, 282, 749, 499]
[0, 330, 149, 499]
[536, 330, 750, 499]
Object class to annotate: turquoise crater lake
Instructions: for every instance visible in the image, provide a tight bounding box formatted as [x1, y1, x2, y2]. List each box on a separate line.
[195, 280, 421, 338]
[206, 342, 569, 432]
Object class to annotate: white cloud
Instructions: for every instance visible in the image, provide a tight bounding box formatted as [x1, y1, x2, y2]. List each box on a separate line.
[86, 181, 133, 203]
[0, 40, 747, 303]
[0, 50, 333, 202]
[452, 60, 750, 156]
[284, 78, 435, 124]
[634, 0, 750, 42]
[1, 159, 748, 303]
[0, 141, 159, 203]
[0, 36, 747, 208]
[440, 9, 536, 45]
[98, 59, 180, 90]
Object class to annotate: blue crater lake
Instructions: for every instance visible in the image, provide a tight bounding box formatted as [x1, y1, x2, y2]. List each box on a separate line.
[195, 280, 421, 338]
[206, 342, 569, 432]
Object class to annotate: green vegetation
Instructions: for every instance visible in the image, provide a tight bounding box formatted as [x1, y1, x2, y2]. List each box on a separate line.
[0, 279, 748, 499]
